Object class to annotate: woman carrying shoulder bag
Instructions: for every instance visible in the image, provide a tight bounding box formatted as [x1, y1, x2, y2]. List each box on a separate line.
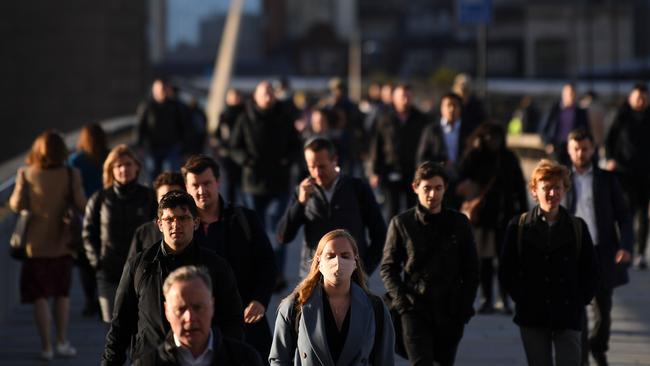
[9, 130, 86, 360]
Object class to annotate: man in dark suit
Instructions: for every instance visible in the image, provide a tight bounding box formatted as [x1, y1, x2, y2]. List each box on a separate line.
[565, 129, 633, 366]
[541, 83, 590, 166]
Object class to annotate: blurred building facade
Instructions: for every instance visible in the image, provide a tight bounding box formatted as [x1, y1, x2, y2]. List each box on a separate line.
[1, 1, 149, 160]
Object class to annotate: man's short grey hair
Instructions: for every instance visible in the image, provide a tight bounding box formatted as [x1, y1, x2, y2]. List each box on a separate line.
[162, 265, 213, 298]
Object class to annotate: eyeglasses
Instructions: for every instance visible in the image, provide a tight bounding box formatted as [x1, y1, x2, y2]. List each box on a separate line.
[160, 215, 193, 225]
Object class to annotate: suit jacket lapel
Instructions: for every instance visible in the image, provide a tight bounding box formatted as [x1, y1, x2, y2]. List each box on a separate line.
[302, 287, 335, 366]
[336, 284, 372, 366]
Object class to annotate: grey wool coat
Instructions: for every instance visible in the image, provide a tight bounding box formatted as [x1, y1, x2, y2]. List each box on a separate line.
[269, 283, 395, 366]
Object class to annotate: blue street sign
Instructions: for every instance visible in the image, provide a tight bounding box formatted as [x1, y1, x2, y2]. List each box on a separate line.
[457, 0, 492, 25]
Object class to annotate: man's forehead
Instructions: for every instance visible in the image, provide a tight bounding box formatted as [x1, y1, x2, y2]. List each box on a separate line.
[161, 206, 191, 217]
[419, 176, 445, 186]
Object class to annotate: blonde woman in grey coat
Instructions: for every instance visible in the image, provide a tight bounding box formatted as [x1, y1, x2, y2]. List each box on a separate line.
[269, 229, 394, 366]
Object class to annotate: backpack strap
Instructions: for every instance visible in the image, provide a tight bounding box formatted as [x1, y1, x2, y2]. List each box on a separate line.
[517, 212, 528, 261]
[517, 212, 583, 260]
[571, 216, 582, 257]
[368, 294, 384, 365]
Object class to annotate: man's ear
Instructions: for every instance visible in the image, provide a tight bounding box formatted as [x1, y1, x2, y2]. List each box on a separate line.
[193, 217, 200, 231]
[411, 182, 418, 194]
[157, 218, 164, 233]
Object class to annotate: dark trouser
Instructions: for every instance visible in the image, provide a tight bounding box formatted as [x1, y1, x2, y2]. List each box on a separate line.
[519, 327, 581, 366]
[620, 174, 650, 258]
[381, 179, 416, 220]
[245, 192, 289, 273]
[244, 317, 272, 365]
[401, 310, 465, 366]
[96, 271, 119, 323]
[76, 251, 97, 307]
[582, 287, 613, 360]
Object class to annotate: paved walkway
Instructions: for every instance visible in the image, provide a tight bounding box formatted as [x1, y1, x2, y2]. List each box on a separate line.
[1, 237, 649, 365]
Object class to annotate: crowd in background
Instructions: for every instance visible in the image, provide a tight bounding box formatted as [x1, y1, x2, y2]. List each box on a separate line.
[7, 73, 650, 365]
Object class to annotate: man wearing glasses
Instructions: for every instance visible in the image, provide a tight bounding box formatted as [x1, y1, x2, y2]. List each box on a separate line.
[102, 191, 244, 366]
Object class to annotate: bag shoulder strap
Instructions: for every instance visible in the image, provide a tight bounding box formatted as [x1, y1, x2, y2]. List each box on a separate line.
[368, 294, 384, 365]
[517, 212, 528, 261]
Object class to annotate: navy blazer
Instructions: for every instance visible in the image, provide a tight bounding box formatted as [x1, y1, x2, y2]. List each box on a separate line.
[269, 283, 395, 366]
[565, 166, 634, 288]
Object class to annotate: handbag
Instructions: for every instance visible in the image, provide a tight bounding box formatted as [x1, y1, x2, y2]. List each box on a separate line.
[9, 210, 30, 260]
[62, 167, 83, 258]
[460, 176, 496, 225]
[9, 169, 30, 260]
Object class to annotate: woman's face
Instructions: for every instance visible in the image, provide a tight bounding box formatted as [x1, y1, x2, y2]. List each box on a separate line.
[318, 237, 357, 286]
[112, 156, 138, 185]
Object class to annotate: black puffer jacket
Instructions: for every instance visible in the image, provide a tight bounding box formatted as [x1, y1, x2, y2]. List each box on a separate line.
[229, 100, 301, 195]
[134, 329, 263, 366]
[83, 181, 157, 282]
[102, 241, 244, 365]
[381, 206, 479, 324]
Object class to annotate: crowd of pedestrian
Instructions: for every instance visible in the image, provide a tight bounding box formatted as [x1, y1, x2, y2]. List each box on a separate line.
[7, 74, 649, 366]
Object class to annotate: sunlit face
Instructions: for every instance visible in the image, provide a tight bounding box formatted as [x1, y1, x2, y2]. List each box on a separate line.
[561, 84, 576, 108]
[112, 156, 138, 185]
[628, 89, 648, 111]
[152, 80, 167, 103]
[185, 169, 220, 211]
[441, 97, 461, 122]
[392, 87, 412, 113]
[156, 184, 184, 203]
[532, 178, 566, 213]
[254, 81, 275, 110]
[310, 110, 329, 134]
[305, 149, 338, 188]
[381, 85, 393, 104]
[412, 176, 446, 213]
[157, 207, 198, 250]
[567, 138, 594, 170]
[317, 236, 357, 286]
[164, 278, 214, 352]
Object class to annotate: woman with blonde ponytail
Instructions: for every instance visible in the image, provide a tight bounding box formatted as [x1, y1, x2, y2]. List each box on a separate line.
[269, 229, 394, 365]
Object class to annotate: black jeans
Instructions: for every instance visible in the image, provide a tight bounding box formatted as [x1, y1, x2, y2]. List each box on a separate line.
[620, 174, 650, 258]
[401, 310, 465, 366]
[582, 287, 613, 359]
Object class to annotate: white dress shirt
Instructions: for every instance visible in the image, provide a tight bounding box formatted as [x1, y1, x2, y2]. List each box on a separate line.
[173, 330, 214, 366]
[572, 166, 598, 245]
[441, 118, 462, 163]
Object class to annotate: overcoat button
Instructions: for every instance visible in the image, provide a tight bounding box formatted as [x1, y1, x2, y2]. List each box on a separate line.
[302, 352, 307, 359]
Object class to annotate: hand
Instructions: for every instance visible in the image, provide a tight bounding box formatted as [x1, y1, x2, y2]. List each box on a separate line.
[615, 249, 631, 264]
[369, 174, 379, 188]
[605, 159, 617, 172]
[298, 177, 316, 204]
[244, 300, 266, 324]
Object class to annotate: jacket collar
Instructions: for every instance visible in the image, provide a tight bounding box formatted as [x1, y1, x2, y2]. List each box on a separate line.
[301, 282, 373, 366]
[414, 204, 443, 225]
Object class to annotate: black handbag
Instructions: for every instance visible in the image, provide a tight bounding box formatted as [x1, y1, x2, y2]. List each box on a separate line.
[9, 169, 30, 260]
[9, 210, 30, 260]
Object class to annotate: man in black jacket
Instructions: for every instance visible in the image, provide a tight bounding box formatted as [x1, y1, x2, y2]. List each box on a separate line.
[605, 83, 650, 270]
[229, 80, 301, 289]
[499, 159, 598, 366]
[370, 83, 430, 219]
[540, 82, 590, 166]
[128, 172, 186, 260]
[182, 155, 277, 360]
[566, 129, 633, 366]
[277, 137, 386, 277]
[102, 191, 244, 365]
[381, 161, 479, 365]
[134, 265, 263, 366]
